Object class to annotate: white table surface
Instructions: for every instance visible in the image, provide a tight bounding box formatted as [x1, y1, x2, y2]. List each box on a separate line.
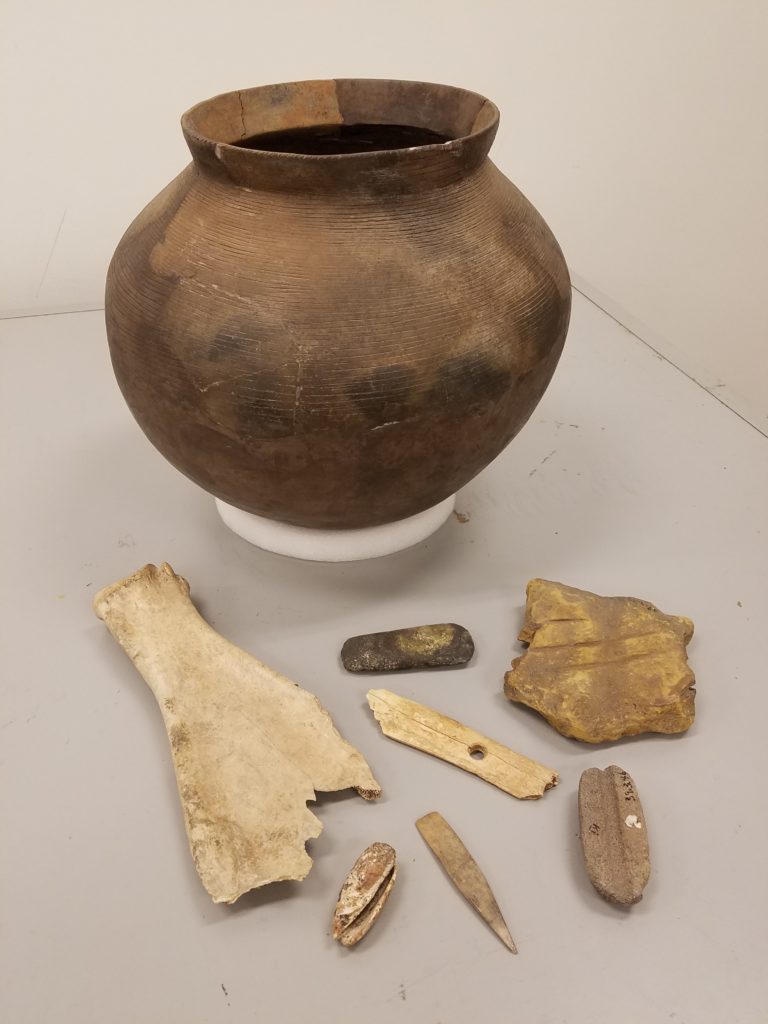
[2, 292, 767, 1023]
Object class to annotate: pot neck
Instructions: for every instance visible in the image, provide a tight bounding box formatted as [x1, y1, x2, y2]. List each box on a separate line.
[181, 79, 499, 195]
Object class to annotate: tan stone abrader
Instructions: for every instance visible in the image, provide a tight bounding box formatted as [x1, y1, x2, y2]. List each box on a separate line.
[93, 563, 381, 903]
[578, 766, 651, 905]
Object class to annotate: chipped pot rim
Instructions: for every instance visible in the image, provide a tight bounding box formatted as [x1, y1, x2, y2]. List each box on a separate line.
[181, 78, 500, 192]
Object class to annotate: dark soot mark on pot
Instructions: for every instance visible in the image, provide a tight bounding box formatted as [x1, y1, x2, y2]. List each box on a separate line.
[234, 123, 453, 155]
[347, 364, 418, 423]
[208, 329, 249, 363]
[433, 354, 512, 406]
[235, 369, 296, 439]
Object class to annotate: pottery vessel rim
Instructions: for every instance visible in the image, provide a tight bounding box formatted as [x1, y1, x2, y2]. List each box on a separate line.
[181, 78, 500, 191]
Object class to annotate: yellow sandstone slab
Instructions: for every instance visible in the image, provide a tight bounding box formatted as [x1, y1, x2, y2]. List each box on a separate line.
[505, 578, 695, 743]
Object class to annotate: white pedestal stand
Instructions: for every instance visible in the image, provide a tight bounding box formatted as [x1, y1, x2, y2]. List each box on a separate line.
[214, 495, 456, 562]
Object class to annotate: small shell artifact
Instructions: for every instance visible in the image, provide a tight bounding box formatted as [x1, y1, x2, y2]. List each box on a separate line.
[332, 842, 397, 947]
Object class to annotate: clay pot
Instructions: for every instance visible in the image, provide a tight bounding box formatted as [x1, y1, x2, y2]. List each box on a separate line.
[106, 79, 570, 529]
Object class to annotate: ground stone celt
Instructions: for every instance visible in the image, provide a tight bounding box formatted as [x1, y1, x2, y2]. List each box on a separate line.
[342, 623, 474, 672]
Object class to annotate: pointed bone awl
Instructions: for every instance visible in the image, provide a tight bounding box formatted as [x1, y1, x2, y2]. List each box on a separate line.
[416, 811, 517, 953]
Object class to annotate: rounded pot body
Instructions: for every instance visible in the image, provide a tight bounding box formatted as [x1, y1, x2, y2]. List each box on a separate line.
[106, 79, 571, 528]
